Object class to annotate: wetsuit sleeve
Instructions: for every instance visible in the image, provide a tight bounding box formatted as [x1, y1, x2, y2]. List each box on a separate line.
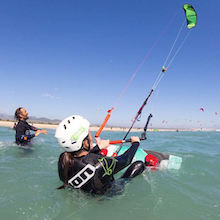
[94, 142, 140, 183]
[113, 142, 140, 174]
[90, 145, 101, 154]
[26, 122, 39, 131]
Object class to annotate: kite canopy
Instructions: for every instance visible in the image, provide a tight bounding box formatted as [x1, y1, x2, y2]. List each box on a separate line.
[183, 4, 197, 29]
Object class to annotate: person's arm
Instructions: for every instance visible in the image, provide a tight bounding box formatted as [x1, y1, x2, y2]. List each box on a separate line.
[34, 130, 48, 136]
[113, 137, 140, 174]
[26, 122, 39, 131]
[90, 139, 110, 154]
[26, 123, 48, 135]
[95, 137, 140, 176]
[90, 145, 101, 153]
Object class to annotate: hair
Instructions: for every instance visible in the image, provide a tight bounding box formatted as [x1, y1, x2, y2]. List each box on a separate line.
[58, 152, 75, 184]
[14, 107, 23, 120]
[57, 137, 90, 189]
[82, 135, 91, 151]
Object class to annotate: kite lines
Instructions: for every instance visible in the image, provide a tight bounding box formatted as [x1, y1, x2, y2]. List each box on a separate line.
[95, 4, 197, 146]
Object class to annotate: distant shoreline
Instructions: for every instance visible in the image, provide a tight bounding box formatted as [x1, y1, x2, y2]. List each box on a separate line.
[0, 120, 219, 132]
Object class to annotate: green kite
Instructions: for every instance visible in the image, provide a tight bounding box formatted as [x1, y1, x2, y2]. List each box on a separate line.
[183, 4, 197, 29]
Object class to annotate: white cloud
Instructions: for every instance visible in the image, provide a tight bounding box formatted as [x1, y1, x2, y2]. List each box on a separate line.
[42, 93, 60, 99]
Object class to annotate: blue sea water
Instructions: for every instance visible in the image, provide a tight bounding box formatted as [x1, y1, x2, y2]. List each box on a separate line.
[0, 126, 220, 220]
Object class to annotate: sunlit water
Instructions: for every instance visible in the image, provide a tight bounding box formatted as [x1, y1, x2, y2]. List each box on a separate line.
[0, 127, 219, 220]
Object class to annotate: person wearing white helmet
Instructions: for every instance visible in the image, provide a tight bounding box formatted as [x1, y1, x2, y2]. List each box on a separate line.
[55, 115, 145, 195]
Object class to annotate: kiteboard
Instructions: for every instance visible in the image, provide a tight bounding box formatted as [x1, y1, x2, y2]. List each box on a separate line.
[101, 145, 182, 170]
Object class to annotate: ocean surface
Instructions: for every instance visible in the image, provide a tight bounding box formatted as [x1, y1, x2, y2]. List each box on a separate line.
[0, 126, 219, 220]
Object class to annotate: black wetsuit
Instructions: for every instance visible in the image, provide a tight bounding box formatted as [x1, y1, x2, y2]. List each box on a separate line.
[15, 120, 38, 145]
[58, 142, 145, 194]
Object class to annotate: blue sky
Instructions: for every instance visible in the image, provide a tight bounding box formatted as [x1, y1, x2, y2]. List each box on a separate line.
[0, 0, 219, 129]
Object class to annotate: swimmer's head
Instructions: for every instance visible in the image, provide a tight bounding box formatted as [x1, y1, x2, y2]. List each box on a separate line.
[14, 107, 29, 120]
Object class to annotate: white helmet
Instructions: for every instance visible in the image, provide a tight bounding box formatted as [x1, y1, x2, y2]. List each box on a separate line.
[55, 115, 90, 152]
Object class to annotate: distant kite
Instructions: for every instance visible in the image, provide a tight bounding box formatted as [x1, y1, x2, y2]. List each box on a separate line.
[200, 108, 204, 112]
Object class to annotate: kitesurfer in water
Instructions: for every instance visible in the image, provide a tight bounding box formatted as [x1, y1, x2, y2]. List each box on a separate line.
[14, 107, 48, 146]
[55, 115, 145, 195]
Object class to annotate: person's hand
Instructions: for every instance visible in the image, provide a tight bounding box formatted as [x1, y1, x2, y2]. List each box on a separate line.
[131, 136, 140, 143]
[35, 130, 48, 136]
[35, 130, 41, 137]
[98, 139, 110, 149]
[40, 130, 48, 135]
[95, 137, 101, 146]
